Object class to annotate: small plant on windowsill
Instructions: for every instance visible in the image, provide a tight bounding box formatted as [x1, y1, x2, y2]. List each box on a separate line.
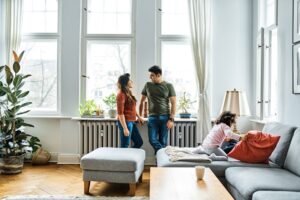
[103, 93, 117, 118]
[178, 92, 195, 119]
[0, 51, 35, 174]
[79, 100, 98, 117]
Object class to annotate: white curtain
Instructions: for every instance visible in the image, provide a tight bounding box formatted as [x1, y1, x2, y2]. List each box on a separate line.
[5, 0, 23, 64]
[188, 0, 211, 143]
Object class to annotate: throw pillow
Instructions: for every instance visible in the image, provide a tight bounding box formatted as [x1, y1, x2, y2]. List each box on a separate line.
[228, 130, 280, 163]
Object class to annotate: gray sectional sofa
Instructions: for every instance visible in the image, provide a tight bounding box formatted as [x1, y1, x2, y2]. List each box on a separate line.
[156, 122, 300, 200]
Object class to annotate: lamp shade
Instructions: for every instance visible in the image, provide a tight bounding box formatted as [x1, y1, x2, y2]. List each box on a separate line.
[220, 89, 251, 116]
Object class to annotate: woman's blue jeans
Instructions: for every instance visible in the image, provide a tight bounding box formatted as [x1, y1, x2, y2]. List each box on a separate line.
[117, 121, 143, 148]
[148, 115, 169, 153]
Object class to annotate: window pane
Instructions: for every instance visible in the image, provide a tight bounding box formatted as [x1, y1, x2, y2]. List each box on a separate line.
[87, 0, 132, 34]
[269, 29, 278, 120]
[20, 40, 58, 111]
[161, 0, 189, 35]
[266, 0, 276, 27]
[161, 42, 197, 113]
[86, 41, 131, 105]
[22, 0, 58, 33]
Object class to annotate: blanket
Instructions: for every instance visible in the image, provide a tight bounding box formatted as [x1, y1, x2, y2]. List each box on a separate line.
[165, 146, 212, 163]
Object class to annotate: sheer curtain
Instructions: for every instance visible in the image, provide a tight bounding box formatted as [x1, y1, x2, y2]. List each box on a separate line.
[188, 0, 211, 143]
[5, 0, 23, 64]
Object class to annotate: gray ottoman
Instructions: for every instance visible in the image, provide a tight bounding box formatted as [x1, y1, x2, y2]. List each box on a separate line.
[80, 147, 145, 195]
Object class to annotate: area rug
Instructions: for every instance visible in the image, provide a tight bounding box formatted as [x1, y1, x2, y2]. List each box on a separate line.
[1, 196, 149, 200]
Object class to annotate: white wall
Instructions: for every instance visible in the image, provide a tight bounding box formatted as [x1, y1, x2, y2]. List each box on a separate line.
[277, 0, 300, 126]
[211, 0, 253, 118]
[20, 0, 254, 163]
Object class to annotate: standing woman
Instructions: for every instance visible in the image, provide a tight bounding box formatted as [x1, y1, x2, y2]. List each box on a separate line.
[117, 73, 144, 148]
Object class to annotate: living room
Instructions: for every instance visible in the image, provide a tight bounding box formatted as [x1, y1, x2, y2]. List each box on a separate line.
[1, 0, 300, 200]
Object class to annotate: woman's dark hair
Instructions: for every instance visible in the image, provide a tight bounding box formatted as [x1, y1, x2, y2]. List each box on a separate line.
[215, 111, 236, 127]
[148, 65, 162, 75]
[117, 73, 136, 102]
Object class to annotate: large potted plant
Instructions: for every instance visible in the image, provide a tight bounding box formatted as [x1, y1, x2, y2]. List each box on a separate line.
[0, 51, 34, 174]
[103, 93, 117, 118]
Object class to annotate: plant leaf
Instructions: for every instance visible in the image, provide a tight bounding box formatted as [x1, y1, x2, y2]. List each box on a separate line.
[17, 110, 30, 115]
[5, 65, 13, 85]
[13, 61, 20, 74]
[22, 74, 31, 79]
[18, 91, 29, 98]
[20, 122, 34, 128]
[13, 74, 22, 87]
[18, 102, 32, 108]
[12, 51, 19, 62]
[18, 51, 25, 62]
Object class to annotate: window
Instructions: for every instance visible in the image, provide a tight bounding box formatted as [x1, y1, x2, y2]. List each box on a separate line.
[82, 0, 133, 106]
[158, 0, 198, 112]
[258, 0, 277, 29]
[256, 1, 278, 120]
[20, 0, 60, 113]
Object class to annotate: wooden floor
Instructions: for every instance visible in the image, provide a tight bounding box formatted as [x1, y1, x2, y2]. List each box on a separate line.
[0, 164, 150, 198]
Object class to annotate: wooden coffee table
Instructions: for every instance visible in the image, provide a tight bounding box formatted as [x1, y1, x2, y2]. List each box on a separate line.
[150, 167, 233, 200]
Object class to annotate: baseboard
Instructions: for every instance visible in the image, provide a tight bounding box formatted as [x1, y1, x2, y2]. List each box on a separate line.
[57, 153, 80, 164]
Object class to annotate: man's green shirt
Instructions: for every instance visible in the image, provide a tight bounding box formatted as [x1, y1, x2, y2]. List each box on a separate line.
[141, 81, 176, 116]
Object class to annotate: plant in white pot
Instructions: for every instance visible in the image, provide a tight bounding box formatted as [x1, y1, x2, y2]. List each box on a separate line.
[0, 51, 34, 174]
[103, 93, 117, 118]
[178, 92, 194, 119]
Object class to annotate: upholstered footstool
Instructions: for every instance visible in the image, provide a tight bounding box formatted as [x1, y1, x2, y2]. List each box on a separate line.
[80, 147, 145, 196]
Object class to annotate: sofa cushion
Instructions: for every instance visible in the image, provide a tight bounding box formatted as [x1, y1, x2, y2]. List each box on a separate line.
[225, 167, 300, 200]
[262, 122, 296, 167]
[284, 128, 300, 176]
[80, 147, 145, 172]
[253, 191, 300, 200]
[228, 131, 280, 163]
[156, 148, 275, 177]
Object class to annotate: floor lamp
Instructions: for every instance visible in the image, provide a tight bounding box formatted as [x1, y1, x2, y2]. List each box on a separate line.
[220, 89, 251, 133]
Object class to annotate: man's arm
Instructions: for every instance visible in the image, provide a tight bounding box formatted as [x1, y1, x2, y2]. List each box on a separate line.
[169, 96, 176, 119]
[139, 95, 147, 116]
[167, 96, 176, 129]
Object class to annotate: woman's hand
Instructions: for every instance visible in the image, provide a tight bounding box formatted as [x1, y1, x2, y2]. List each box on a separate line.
[124, 128, 130, 137]
[137, 116, 145, 125]
[240, 134, 247, 141]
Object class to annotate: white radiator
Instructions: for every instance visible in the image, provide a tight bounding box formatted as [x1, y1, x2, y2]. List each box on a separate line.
[168, 122, 197, 147]
[80, 121, 120, 155]
[79, 120, 197, 155]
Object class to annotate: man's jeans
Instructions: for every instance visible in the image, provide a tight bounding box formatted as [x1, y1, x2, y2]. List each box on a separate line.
[148, 115, 169, 153]
[117, 121, 143, 148]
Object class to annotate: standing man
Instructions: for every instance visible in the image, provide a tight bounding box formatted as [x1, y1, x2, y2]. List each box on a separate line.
[139, 65, 176, 153]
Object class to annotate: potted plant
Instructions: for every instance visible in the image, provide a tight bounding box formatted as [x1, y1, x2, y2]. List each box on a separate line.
[0, 51, 34, 174]
[79, 100, 98, 117]
[95, 105, 105, 118]
[103, 93, 117, 118]
[178, 92, 194, 118]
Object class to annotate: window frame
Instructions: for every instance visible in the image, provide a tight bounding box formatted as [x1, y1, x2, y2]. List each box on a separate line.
[256, 3, 278, 121]
[156, 0, 198, 115]
[21, 0, 62, 115]
[81, 0, 136, 103]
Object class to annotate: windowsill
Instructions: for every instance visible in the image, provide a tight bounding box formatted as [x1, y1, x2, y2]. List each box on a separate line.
[23, 115, 72, 119]
[72, 117, 198, 122]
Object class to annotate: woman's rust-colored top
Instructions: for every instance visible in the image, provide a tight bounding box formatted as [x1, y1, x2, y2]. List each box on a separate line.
[116, 92, 137, 121]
